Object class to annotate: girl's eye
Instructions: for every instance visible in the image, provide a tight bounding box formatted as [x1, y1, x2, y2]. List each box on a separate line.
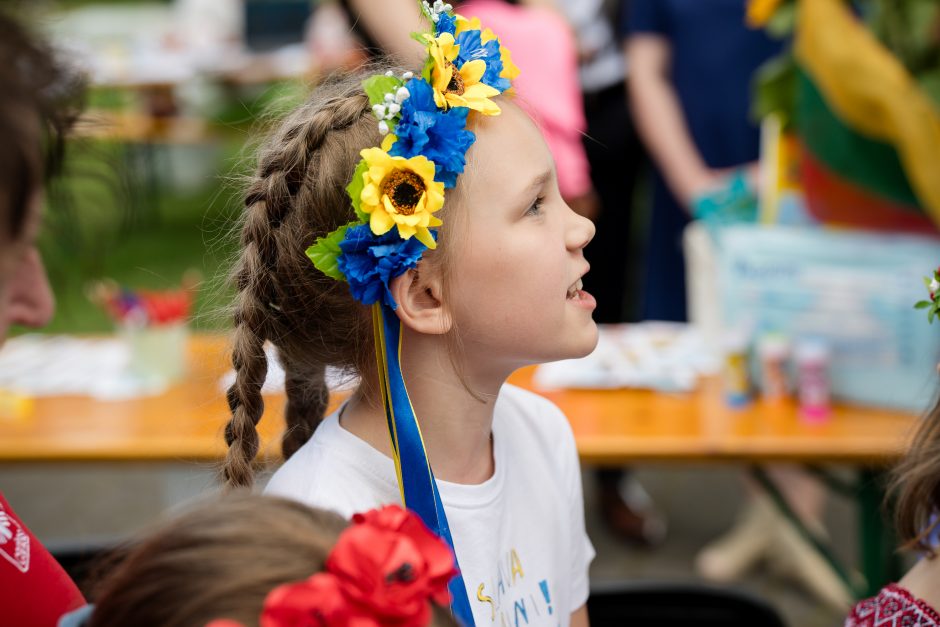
[525, 196, 544, 216]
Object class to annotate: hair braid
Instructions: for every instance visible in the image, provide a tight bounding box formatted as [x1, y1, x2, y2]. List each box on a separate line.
[279, 348, 330, 460]
[222, 73, 383, 488]
[222, 267, 271, 489]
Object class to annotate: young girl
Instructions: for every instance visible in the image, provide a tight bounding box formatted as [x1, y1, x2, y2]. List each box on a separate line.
[845, 280, 940, 625]
[63, 494, 458, 626]
[224, 3, 596, 625]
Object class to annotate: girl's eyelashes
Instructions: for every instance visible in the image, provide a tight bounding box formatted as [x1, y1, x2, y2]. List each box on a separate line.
[525, 196, 545, 217]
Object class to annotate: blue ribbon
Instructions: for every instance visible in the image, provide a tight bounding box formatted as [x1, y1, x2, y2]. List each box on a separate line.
[372, 303, 475, 626]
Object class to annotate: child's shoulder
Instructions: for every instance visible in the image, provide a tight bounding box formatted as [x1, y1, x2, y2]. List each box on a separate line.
[264, 413, 398, 517]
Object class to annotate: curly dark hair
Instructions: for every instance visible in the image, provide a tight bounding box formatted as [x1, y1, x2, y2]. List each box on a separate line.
[0, 9, 84, 240]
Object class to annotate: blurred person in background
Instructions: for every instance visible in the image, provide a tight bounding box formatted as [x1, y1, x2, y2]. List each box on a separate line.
[624, 0, 777, 323]
[557, 0, 666, 547]
[0, 7, 88, 626]
[624, 0, 852, 610]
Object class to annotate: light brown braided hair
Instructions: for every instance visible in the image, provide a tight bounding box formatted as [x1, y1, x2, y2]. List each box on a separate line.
[223, 66, 468, 488]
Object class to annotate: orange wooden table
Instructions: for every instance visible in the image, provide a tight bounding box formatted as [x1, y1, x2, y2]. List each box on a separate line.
[0, 334, 918, 464]
[0, 333, 918, 595]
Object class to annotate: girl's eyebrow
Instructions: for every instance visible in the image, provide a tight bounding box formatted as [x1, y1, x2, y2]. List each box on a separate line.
[516, 170, 552, 202]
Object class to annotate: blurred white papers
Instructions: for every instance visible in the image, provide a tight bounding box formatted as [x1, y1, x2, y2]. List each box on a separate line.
[533, 323, 719, 393]
[0, 335, 167, 400]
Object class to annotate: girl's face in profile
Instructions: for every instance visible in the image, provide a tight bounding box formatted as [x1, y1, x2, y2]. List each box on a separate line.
[445, 104, 599, 374]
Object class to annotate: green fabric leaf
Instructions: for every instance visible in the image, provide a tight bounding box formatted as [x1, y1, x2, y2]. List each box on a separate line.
[422, 56, 434, 83]
[411, 31, 431, 46]
[346, 159, 370, 222]
[914, 300, 932, 309]
[362, 75, 402, 108]
[306, 224, 350, 281]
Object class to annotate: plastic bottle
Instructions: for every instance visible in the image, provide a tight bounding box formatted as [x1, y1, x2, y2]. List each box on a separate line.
[795, 339, 831, 421]
[757, 334, 790, 401]
[723, 329, 752, 407]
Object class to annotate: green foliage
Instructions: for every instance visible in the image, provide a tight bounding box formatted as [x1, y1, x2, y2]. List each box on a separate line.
[362, 75, 403, 108]
[915, 272, 940, 324]
[869, 0, 940, 84]
[754, 0, 940, 123]
[918, 68, 940, 112]
[765, 1, 797, 39]
[21, 133, 250, 334]
[411, 31, 431, 46]
[752, 52, 798, 128]
[345, 159, 370, 222]
[305, 224, 350, 281]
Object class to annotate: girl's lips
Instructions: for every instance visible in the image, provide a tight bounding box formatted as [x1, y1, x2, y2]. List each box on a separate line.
[567, 288, 597, 311]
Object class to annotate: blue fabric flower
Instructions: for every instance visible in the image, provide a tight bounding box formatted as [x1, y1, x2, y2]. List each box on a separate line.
[435, 12, 457, 36]
[454, 29, 509, 92]
[389, 78, 476, 188]
[337, 223, 432, 308]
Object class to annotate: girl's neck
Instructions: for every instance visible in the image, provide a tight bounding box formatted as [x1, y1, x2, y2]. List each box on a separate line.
[340, 334, 509, 486]
[899, 551, 940, 612]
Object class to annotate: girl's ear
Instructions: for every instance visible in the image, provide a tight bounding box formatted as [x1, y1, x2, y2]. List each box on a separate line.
[390, 267, 452, 335]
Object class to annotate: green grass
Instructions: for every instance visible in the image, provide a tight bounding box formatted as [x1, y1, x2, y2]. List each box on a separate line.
[23, 73, 309, 333]
[19, 77, 310, 335]
[32, 139, 246, 334]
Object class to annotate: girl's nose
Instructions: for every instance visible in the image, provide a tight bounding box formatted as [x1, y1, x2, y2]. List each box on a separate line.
[566, 206, 596, 251]
[7, 247, 55, 328]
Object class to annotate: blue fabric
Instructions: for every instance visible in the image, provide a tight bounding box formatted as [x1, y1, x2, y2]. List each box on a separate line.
[454, 29, 510, 92]
[436, 11, 457, 36]
[622, 0, 784, 320]
[377, 304, 474, 625]
[389, 79, 475, 188]
[337, 225, 430, 309]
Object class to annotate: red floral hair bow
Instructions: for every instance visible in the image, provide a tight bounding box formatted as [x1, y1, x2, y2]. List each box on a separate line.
[207, 505, 457, 627]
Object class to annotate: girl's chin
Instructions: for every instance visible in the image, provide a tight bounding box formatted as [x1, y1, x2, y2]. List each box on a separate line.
[561, 322, 600, 361]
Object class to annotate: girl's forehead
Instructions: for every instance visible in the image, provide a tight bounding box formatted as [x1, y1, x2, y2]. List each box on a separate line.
[466, 105, 553, 181]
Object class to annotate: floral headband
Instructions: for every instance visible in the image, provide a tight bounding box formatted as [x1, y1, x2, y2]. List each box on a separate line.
[206, 505, 457, 627]
[306, 0, 517, 308]
[915, 267, 940, 323]
[303, 3, 517, 625]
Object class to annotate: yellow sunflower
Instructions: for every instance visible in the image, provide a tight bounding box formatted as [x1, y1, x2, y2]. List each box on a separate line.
[358, 148, 444, 249]
[427, 32, 501, 115]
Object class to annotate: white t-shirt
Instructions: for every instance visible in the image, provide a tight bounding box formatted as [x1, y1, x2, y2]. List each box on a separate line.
[265, 384, 595, 627]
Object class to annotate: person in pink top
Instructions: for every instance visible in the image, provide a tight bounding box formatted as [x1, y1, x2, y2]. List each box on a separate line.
[457, 0, 593, 206]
